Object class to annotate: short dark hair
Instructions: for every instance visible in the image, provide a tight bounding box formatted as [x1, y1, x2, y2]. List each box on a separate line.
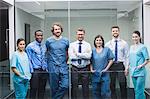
[111, 26, 120, 31]
[94, 35, 104, 48]
[34, 30, 43, 35]
[51, 22, 63, 33]
[76, 28, 85, 34]
[133, 30, 142, 43]
[17, 38, 25, 46]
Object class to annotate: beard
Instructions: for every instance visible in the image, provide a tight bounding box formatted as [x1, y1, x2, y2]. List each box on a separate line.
[113, 34, 119, 38]
[53, 32, 61, 37]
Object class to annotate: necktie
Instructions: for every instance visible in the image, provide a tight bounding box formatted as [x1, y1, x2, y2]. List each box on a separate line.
[115, 40, 118, 62]
[39, 43, 44, 70]
[39, 43, 42, 55]
[78, 42, 82, 64]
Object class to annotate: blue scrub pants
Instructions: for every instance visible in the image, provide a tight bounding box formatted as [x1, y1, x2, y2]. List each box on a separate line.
[132, 76, 146, 99]
[49, 72, 69, 99]
[13, 79, 29, 99]
[92, 76, 111, 99]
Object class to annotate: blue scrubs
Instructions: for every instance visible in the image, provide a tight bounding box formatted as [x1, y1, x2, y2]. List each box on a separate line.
[45, 37, 69, 99]
[91, 47, 114, 99]
[11, 51, 31, 99]
[129, 44, 149, 99]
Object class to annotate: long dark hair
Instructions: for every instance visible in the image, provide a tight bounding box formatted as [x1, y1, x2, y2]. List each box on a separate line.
[133, 31, 142, 43]
[94, 35, 104, 48]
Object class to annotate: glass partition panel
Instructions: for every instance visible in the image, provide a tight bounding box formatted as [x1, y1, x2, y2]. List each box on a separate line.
[70, 1, 117, 99]
[14, 0, 69, 99]
[69, 0, 143, 99]
[11, 0, 147, 99]
[117, 0, 143, 46]
[43, 1, 69, 98]
[43, 1, 69, 41]
[70, 1, 117, 46]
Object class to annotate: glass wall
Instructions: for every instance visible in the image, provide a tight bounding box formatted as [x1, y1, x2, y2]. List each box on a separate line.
[14, 0, 143, 44]
[12, 0, 146, 99]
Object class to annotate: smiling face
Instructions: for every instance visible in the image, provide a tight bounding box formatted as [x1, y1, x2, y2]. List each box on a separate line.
[17, 40, 25, 52]
[112, 27, 120, 38]
[35, 31, 43, 43]
[132, 33, 141, 44]
[94, 35, 104, 48]
[76, 30, 85, 42]
[53, 25, 62, 38]
[95, 37, 103, 48]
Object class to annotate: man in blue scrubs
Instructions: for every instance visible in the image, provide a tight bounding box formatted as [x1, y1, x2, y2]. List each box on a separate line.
[45, 23, 69, 99]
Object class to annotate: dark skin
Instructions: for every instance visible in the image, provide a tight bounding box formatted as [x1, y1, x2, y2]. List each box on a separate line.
[35, 31, 43, 43]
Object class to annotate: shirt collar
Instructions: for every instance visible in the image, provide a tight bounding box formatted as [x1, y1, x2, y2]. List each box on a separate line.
[76, 40, 85, 44]
[35, 40, 41, 46]
[112, 37, 121, 42]
[53, 35, 62, 40]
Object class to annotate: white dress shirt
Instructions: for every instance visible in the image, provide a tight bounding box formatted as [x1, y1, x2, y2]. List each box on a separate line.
[105, 38, 129, 69]
[69, 40, 92, 68]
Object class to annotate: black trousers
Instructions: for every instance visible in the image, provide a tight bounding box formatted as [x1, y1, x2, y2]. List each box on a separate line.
[71, 65, 90, 99]
[30, 69, 48, 99]
[109, 62, 127, 99]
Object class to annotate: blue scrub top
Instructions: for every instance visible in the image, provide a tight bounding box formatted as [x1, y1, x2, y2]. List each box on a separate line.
[129, 43, 149, 77]
[45, 37, 69, 73]
[11, 51, 31, 82]
[91, 47, 114, 82]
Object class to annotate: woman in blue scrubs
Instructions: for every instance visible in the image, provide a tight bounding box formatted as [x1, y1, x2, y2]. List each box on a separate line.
[129, 31, 149, 99]
[91, 35, 114, 99]
[11, 38, 31, 99]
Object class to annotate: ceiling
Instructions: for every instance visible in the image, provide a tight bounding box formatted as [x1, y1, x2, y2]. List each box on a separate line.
[15, 0, 142, 18]
[0, 1, 9, 9]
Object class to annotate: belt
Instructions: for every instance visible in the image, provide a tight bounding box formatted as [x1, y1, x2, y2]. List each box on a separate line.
[113, 61, 123, 64]
[34, 68, 43, 71]
[71, 65, 88, 69]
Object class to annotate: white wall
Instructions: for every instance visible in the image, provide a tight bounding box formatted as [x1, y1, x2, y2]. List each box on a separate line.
[143, 0, 150, 3]
[8, 1, 15, 90]
[15, 8, 44, 43]
[144, 0, 150, 88]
